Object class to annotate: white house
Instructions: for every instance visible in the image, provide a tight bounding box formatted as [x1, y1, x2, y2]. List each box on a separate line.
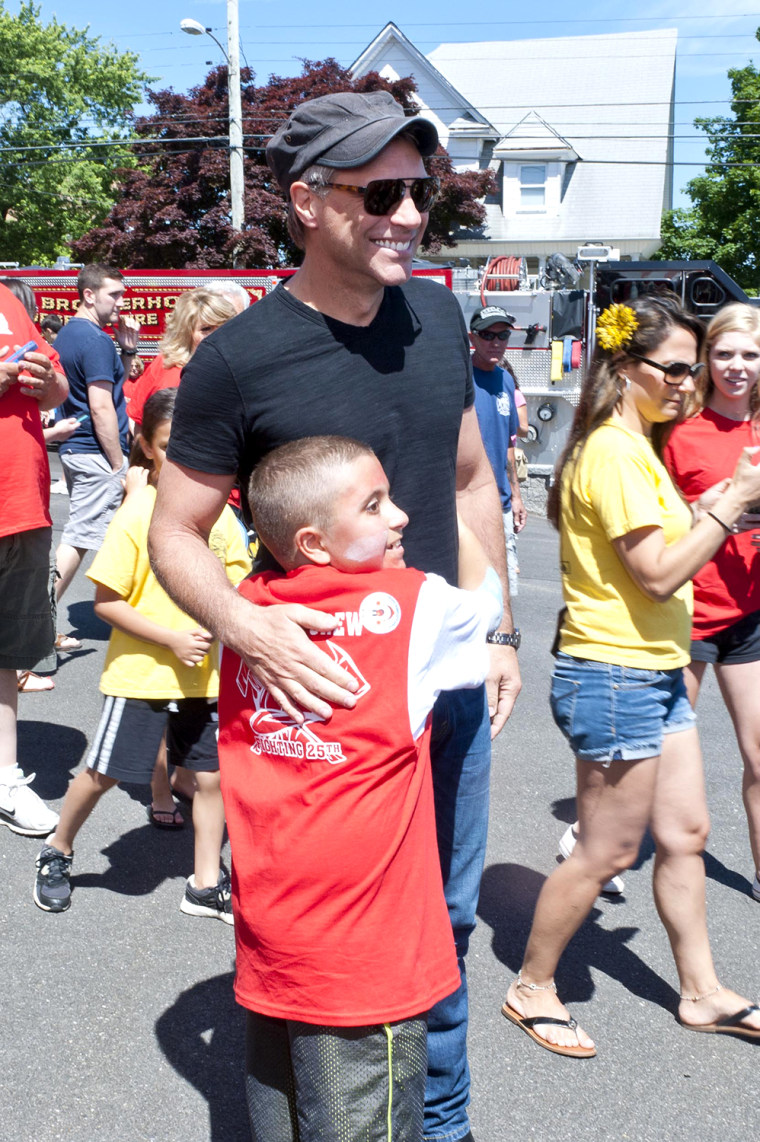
[350, 23, 676, 263]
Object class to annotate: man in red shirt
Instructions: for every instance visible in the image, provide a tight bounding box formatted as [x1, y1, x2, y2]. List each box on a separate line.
[0, 282, 69, 835]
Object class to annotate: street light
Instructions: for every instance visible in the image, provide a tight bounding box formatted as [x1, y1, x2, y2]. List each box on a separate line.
[180, 4, 245, 256]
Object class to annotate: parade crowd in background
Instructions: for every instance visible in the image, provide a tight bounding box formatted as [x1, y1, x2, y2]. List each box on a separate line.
[2, 90, 760, 1142]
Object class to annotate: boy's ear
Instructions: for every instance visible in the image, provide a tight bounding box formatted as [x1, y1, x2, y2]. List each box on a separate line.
[293, 525, 332, 566]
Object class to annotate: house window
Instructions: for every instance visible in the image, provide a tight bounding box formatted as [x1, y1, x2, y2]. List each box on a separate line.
[520, 165, 546, 209]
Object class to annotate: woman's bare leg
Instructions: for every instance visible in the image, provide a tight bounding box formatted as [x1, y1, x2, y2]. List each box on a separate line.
[714, 658, 760, 875]
[505, 754, 658, 1050]
[650, 727, 760, 1031]
[682, 659, 707, 709]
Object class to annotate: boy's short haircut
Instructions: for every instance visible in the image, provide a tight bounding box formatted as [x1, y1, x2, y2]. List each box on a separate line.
[77, 263, 125, 300]
[40, 315, 63, 334]
[248, 435, 375, 566]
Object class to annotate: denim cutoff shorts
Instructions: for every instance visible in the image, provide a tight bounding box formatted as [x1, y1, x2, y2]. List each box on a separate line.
[550, 651, 696, 764]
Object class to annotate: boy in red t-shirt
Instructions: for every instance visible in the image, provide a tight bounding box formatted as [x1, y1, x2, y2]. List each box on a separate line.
[218, 435, 501, 1142]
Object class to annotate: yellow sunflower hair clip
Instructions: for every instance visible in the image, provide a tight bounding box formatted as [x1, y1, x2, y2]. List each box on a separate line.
[595, 304, 638, 353]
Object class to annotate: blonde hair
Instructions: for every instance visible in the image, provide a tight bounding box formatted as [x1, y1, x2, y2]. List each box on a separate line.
[160, 288, 238, 368]
[688, 302, 760, 422]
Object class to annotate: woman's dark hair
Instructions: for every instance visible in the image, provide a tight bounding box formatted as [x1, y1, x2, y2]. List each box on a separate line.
[547, 293, 705, 528]
[128, 387, 177, 480]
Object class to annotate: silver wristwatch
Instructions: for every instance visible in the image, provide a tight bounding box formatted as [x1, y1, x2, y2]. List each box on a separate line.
[486, 629, 521, 650]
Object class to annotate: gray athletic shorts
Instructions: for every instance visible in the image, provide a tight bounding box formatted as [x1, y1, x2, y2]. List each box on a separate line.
[0, 527, 54, 670]
[60, 452, 127, 550]
[245, 1011, 427, 1142]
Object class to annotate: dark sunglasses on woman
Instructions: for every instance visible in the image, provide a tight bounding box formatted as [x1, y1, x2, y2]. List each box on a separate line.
[316, 176, 441, 216]
[628, 353, 705, 385]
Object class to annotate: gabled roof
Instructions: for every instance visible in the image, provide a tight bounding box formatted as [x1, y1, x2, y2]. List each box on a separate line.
[352, 25, 677, 248]
[349, 22, 497, 137]
[494, 112, 579, 163]
[426, 28, 677, 242]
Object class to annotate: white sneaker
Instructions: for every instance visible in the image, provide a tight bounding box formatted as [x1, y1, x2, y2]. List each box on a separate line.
[0, 767, 59, 836]
[558, 824, 625, 895]
[752, 872, 760, 902]
[50, 478, 68, 495]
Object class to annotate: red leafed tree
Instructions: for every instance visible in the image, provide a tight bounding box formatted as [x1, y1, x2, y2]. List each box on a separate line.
[72, 58, 494, 268]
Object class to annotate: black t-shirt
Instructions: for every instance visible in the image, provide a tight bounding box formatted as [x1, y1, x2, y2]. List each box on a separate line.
[168, 277, 473, 585]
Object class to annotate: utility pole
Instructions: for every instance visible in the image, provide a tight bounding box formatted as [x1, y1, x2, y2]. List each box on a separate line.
[226, 0, 245, 258]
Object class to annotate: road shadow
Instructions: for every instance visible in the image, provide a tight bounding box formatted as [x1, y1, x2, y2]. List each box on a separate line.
[16, 721, 88, 799]
[478, 861, 678, 1014]
[155, 971, 249, 1142]
[61, 599, 111, 643]
[703, 849, 756, 898]
[73, 821, 197, 897]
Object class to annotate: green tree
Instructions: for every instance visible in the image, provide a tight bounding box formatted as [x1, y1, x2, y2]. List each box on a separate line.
[0, 1, 148, 265]
[655, 34, 760, 290]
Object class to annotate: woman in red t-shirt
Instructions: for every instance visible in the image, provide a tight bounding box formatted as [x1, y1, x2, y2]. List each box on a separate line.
[127, 287, 239, 428]
[664, 303, 760, 904]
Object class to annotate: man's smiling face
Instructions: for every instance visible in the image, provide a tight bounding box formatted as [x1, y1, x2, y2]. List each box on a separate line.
[309, 137, 430, 292]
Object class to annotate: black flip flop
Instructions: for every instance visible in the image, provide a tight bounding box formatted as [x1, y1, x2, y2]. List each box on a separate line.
[148, 804, 185, 830]
[681, 1005, 760, 1041]
[502, 1002, 597, 1058]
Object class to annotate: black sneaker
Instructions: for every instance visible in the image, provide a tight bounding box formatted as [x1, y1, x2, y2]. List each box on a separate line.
[179, 872, 233, 925]
[34, 843, 73, 912]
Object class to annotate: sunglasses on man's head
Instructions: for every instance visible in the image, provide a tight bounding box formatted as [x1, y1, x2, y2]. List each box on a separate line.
[628, 353, 705, 385]
[475, 329, 511, 342]
[320, 176, 441, 216]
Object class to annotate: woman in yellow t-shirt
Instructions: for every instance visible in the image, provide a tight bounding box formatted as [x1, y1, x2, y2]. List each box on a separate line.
[502, 295, 760, 1057]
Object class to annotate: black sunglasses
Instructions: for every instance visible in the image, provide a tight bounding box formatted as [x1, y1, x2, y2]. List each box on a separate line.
[628, 353, 705, 385]
[321, 176, 440, 216]
[475, 329, 511, 342]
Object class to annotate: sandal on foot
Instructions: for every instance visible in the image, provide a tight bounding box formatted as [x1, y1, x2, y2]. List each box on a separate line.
[55, 633, 82, 651]
[17, 671, 55, 693]
[680, 1005, 760, 1041]
[501, 1002, 597, 1058]
[148, 804, 184, 830]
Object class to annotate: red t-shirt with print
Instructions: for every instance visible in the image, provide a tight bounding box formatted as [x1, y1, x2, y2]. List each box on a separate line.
[0, 284, 61, 538]
[218, 564, 461, 1027]
[664, 408, 760, 637]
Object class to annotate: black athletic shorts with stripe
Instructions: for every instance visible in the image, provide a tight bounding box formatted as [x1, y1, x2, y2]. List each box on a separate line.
[85, 696, 219, 783]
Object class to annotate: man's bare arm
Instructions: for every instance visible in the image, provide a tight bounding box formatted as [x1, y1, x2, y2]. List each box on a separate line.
[88, 382, 125, 470]
[148, 459, 359, 722]
[455, 405, 521, 737]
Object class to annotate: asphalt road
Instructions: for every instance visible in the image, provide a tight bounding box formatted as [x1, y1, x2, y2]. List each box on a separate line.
[3, 457, 758, 1142]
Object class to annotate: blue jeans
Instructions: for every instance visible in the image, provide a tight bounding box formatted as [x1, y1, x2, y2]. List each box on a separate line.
[424, 685, 491, 1142]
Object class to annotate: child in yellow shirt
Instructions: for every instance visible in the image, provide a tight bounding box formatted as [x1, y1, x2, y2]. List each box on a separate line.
[34, 388, 250, 918]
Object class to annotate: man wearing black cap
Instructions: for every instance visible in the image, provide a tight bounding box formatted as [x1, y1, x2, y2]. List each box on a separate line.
[469, 306, 527, 599]
[150, 90, 520, 1142]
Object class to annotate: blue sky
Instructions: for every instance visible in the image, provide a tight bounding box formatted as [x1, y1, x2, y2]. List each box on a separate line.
[24, 1, 760, 208]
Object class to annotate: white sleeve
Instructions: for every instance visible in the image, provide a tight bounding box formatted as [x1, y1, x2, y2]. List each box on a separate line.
[407, 570, 503, 739]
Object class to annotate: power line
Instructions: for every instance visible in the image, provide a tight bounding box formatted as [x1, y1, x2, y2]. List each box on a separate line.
[105, 16, 760, 36]
[135, 33, 760, 52]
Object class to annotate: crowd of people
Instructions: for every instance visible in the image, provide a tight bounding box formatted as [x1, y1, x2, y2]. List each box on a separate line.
[2, 88, 760, 1142]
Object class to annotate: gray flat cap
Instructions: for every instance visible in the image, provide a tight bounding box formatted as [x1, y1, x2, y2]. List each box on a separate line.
[267, 91, 439, 193]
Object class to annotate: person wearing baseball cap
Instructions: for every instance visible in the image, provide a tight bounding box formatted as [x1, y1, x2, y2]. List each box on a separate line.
[468, 305, 527, 601]
[151, 89, 521, 1142]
